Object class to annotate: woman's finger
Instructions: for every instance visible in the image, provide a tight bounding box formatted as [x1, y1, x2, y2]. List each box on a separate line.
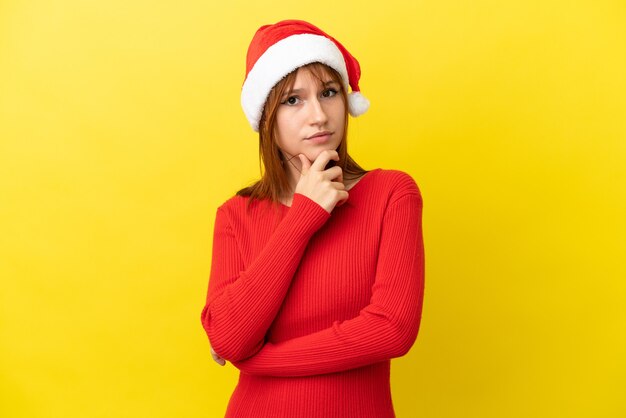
[310, 149, 339, 172]
[325, 165, 343, 183]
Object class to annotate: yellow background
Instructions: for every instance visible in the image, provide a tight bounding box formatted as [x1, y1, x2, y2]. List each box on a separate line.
[1, 1, 625, 417]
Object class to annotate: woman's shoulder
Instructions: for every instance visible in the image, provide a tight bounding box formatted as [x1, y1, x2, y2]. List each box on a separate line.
[216, 194, 257, 215]
[372, 168, 422, 202]
[215, 193, 275, 225]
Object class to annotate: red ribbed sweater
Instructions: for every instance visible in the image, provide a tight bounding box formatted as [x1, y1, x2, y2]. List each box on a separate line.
[201, 168, 425, 417]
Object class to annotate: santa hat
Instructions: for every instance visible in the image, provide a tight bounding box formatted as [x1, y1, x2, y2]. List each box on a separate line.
[241, 19, 370, 132]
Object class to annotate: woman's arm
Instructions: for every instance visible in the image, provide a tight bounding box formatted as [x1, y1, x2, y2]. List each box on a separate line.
[200, 193, 331, 363]
[231, 191, 424, 377]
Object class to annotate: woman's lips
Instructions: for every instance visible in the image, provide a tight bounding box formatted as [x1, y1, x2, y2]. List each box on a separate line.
[306, 132, 333, 143]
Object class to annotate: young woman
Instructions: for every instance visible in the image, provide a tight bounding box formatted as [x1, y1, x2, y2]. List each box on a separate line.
[201, 19, 425, 418]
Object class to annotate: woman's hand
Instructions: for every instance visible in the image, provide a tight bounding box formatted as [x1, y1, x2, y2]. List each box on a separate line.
[295, 150, 348, 213]
[210, 345, 226, 366]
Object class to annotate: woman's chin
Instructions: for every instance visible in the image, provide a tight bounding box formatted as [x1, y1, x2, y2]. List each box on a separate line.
[308, 145, 338, 159]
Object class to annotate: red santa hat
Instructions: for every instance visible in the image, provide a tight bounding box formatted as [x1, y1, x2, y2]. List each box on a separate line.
[241, 19, 370, 132]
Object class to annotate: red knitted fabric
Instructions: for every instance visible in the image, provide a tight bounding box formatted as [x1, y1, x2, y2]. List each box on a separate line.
[201, 168, 425, 417]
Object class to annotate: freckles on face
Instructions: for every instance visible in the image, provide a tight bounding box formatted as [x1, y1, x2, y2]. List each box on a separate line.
[274, 67, 345, 161]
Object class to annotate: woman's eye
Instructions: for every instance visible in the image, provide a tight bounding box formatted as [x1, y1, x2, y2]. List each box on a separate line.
[322, 88, 338, 98]
[283, 96, 300, 105]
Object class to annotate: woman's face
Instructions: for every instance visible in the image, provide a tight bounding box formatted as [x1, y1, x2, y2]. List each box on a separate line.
[274, 66, 345, 166]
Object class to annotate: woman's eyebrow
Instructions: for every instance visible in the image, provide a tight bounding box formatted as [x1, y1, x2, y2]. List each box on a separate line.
[282, 81, 340, 97]
[280, 80, 339, 99]
[282, 88, 305, 97]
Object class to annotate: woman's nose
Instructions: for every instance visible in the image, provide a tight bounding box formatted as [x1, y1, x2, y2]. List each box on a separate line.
[308, 97, 328, 125]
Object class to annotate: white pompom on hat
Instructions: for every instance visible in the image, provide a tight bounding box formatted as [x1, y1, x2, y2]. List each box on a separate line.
[241, 19, 370, 132]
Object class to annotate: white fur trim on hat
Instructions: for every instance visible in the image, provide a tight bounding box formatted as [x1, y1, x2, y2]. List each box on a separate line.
[241, 33, 350, 132]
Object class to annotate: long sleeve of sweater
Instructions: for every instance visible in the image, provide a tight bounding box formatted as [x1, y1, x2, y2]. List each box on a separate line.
[231, 191, 424, 377]
[200, 193, 331, 362]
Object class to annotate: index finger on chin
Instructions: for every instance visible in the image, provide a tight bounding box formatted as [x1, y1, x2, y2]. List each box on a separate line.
[310, 149, 336, 172]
